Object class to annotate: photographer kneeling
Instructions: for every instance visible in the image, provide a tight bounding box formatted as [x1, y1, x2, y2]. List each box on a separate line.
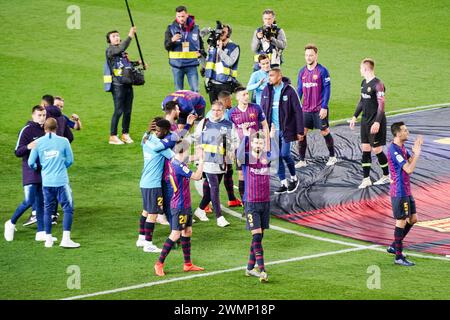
[204, 23, 240, 103]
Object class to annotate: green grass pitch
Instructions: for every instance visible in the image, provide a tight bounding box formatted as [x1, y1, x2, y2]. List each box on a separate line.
[1, 0, 449, 300]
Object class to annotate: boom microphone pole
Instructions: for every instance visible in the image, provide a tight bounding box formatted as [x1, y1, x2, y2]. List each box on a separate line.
[124, 0, 146, 70]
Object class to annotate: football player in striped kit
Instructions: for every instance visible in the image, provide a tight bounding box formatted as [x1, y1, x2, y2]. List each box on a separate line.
[237, 123, 278, 283]
[296, 44, 336, 168]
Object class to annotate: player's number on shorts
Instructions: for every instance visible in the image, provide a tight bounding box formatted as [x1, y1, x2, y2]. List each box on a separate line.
[179, 215, 187, 224]
[157, 197, 163, 207]
[247, 214, 254, 227]
[403, 202, 409, 214]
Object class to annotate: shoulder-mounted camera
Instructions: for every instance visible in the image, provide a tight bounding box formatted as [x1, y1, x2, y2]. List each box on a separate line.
[207, 21, 224, 48]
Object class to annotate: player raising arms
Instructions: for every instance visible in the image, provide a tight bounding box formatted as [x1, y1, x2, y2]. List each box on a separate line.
[237, 123, 278, 283]
[154, 139, 205, 276]
[350, 58, 390, 188]
[229, 86, 270, 203]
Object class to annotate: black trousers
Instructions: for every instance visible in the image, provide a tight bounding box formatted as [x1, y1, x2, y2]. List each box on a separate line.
[110, 84, 133, 135]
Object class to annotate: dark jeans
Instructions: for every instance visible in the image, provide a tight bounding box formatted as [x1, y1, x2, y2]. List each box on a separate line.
[199, 164, 236, 206]
[110, 84, 133, 136]
[207, 82, 236, 104]
[200, 173, 225, 218]
[277, 131, 296, 181]
[11, 183, 44, 232]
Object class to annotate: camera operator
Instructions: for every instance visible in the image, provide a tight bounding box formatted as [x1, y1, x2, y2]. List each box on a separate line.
[105, 27, 146, 145]
[251, 9, 287, 71]
[204, 23, 240, 103]
[164, 6, 204, 93]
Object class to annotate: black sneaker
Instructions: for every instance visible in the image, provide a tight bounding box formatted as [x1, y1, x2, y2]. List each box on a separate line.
[274, 185, 288, 194]
[387, 246, 407, 257]
[51, 212, 60, 225]
[23, 213, 37, 226]
[287, 179, 299, 193]
[394, 257, 415, 267]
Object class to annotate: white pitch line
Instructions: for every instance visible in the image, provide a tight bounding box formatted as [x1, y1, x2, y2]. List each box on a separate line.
[61, 245, 375, 300]
[221, 206, 450, 262]
[265, 244, 380, 266]
[384, 102, 450, 114]
[368, 247, 450, 262]
[59, 102, 450, 301]
[222, 206, 371, 249]
[224, 103, 450, 262]
[329, 102, 450, 125]
[61, 204, 450, 300]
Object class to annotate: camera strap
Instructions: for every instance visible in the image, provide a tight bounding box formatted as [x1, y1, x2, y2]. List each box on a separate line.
[220, 132, 227, 171]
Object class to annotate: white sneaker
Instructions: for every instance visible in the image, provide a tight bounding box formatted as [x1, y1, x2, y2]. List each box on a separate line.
[295, 160, 307, 168]
[139, 239, 152, 248]
[326, 156, 337, 166]
[374, 175, 390, 185]
[60, 239, 80, 248]
[45, 236, 54, 248]
[217, 216, 230, 227]
[4, 220, 16, 242]
[136, 236, 147, 247]
[358, 177, 372, 189]
[143, 243, 162, 253]
[59, 231, 80, 248]
[109, 135, 125, 145]
[120, 134, 134, 144]
[259, 271, 269, 283]
[194, 208, 209, 222]
[156, 214, 170, 225]
[245, 268, 261, 278]
[35, 231, 57, 242]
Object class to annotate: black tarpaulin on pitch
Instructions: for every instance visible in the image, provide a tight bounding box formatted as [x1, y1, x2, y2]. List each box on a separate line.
[270, 107, 450, 256]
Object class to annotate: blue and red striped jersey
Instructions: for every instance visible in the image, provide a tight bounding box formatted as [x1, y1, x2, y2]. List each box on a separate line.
[297, 64, 331, 113]
[162, 90, 206, 115]
[169, 159, 193, 210]
[229, 103, 266, 140]
[388, 143, 412, 197]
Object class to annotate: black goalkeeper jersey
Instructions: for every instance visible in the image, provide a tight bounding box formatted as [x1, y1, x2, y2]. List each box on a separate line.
[354, 77, 386, 125]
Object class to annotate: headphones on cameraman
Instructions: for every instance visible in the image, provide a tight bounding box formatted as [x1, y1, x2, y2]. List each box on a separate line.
[106, 30, 119, 44]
